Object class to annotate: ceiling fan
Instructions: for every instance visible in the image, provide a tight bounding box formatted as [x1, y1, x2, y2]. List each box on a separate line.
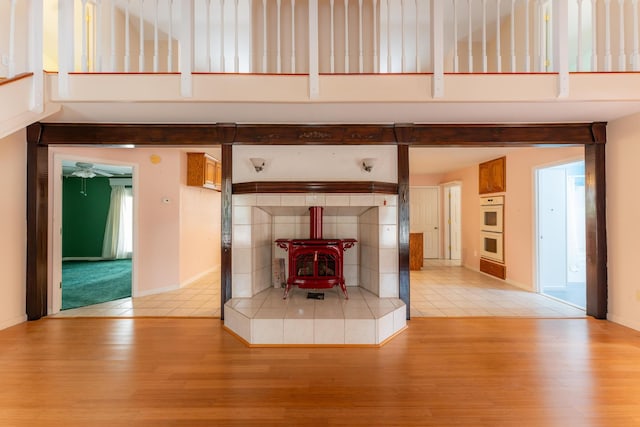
[69, 162, 114, 178]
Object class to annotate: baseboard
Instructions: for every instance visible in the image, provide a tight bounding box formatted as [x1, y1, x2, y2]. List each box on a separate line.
[504, 278, 532, 291]
[0, 314, 27, 331]
[607, 313, 640, 332]
[180, 265, 220, 288]
[134, 284, 180, 298]
[62, 257, 106, 262]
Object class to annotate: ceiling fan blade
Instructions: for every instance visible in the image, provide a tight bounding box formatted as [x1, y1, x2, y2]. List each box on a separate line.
[93, 169, 114, 177]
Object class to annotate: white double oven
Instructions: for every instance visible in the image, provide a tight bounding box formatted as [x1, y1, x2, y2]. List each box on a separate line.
[480, 196, 504, 263]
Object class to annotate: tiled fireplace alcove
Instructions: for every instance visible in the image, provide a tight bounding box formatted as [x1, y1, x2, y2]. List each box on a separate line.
[224, 192, 407, 345]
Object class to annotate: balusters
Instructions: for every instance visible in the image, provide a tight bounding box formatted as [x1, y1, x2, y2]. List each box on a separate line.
[205, 0, 211, 71]
[81, 0, 89, 71]
[221, 0, 226, 72]
[167, 0, 173, 72]
[387, 0, 392, 72]
[262, 0, 268, 72]
[95, 0, 103, 71]
[604, 0, 612, 70]
[633, 0, 639, 70]
[330, 0, 335, 72]
[359, 0, 364, 72]
[153, 0, 159, 72]
[401, 0, 406, 72]
[234, 0, 239, 72]
[525, 0, 530, 71]
[415, 0, 419, 72]
[591, 0, 597, 70]
[110, 0, 116, 71]
[373, 0, 378, 73]
[618, 0, 626, 70]
[124, 1, 130, 72]
[277, 0, 282, 73]
[453, 0, 459, 72]
[139, 0, 145, 72]
[344, 0, 349, 73]
[495, 0, 501, 72]
[482, 0, 487, 72]
[510, 0, 515, 71]
[467, 0, 473, 72]
[291, 0, 297, 73]
[577, 0, 583, 71]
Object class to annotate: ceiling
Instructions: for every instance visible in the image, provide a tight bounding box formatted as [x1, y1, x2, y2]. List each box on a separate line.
[62, 160, 133, 177]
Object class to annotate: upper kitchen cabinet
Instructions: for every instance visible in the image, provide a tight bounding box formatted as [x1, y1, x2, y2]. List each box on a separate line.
[479, 156, 506, 194]
[187, 153, 221, 191]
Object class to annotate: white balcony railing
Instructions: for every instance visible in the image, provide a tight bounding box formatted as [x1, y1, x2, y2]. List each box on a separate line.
[3, 1, 640, 98]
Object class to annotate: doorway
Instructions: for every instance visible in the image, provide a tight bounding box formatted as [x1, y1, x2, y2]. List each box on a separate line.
[536, 160, 586, 308]
[53, 158, 135, 313]
[410, 186, 440, 259]
[442, 182, 462, 263]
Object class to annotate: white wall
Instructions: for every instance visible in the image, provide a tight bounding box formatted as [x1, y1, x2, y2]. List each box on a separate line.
[0, 129, 27, 329]
[606, 112, 640, 330]
[233, 145, 398, 184]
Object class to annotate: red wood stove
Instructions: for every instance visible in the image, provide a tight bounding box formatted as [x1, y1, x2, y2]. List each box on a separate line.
[276, 206, 356, 299]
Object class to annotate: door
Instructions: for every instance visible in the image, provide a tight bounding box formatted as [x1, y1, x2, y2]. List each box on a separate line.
[410, 187, 439, 259]
[448, 185, 462, 260]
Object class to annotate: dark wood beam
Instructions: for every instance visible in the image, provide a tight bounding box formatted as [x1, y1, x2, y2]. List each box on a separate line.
[35, 123, 232, 145]
[585, 142, 608, 319]
[233, 181, 398, 194]
[26, 123, 48, 320]
[397, 144, 410, 319]
[234, 124, 397, 144]
[220, 143, 233, 318]
[395, 123, 604, 146]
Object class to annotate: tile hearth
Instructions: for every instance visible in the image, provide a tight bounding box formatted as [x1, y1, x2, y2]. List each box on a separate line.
[224, 287, 406, 346]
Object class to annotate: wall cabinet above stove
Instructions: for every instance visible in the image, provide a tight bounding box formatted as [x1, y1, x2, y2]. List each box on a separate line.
[187, 153, 221, 191]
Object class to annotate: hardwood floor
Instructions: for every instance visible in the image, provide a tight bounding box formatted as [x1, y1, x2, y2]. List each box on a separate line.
[1, 317, 640, 426]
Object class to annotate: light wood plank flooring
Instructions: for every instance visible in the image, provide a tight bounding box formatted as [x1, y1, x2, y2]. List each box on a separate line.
[1, 317, 639, 426]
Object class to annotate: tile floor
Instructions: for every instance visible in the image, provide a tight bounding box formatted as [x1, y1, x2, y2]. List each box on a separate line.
[410, 259, 586, 318]
[51, 271, 220, 318]
[51, 260, 585, 319]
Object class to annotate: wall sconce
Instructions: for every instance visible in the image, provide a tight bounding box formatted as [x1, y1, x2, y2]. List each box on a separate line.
[250, 158, 266, 172]
[361, 158, 376, 173]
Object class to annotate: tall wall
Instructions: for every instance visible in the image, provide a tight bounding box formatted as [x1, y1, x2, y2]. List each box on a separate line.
[0, 129, 27, 329]
[606, 112, 640, 330]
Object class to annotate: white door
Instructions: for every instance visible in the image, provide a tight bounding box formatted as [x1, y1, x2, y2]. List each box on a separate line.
[410, 187, 439, 259]
[537, 168, 567, 288]
[449, 185, 462, 260]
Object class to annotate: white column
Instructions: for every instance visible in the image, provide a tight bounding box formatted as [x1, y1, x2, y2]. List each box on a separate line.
[633, 0, 639, 70]
[453, 0, 459, 72]
[553, 0, 569, 97]
[510, 0, 516, 71]
[432, 0, 444, 97]
[221, 0, 226, 72]
[604, 0, 612, 70]
[309, 0, 319, 97]
[58, 0, 75, 98]
[277, 0, 282, 73]
[467, 0, 473, 72]
[387, 0, 392, 71]
[8, 0, 17, 77]
[81, 0, 88, 72]
[262, 0, 268, 72]
[180, 0, 193, 97]
[415, 0, 419, 72]
[359, 0, 364, 72]
[373, 0, 378, 72]
[234, 0, 239, 72]
[168, 0, 174, 72]
[95, 0, 103, 72]
[401, 0, 405, 72]
[330, 0, 335, 72]
[482, 0, 487, 72]
[525, 0, 530, 71]
[154, 0, 159, 72]
[577, 0, 583, 71]
[591, 0, 597, 70]
[125, 0, 130, 72]
[495, 0, 501, 72]
[111, 0, 117, 71]
[29, 0, 44, 113]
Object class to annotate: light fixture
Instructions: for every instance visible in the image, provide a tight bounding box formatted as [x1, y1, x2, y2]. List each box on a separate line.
[72, 169, 96, 178]
[250, 157, 266, 172]
[361, 158, 376, 173]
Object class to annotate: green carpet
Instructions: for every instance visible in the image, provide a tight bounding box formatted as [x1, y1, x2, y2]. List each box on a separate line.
[62, 259, 132, 310]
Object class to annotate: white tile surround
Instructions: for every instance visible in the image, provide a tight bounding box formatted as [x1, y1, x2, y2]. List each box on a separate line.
[224, 287, 406, 345]
[227, 193, 404, 345]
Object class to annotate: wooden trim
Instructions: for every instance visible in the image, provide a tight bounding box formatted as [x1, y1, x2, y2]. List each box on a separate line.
[585, 144, 608, 319]
[591, 122, 607, 144]
[233, 181, 398, 194]
[220, 143, 233, 319]
[398, 144, 410, 319]
[234, 124, 397, 144]
[394, 123, 601, 145]
[0, 72, 33, 86]
[34, 123, 234, 145]
[26, 125, 48, 320]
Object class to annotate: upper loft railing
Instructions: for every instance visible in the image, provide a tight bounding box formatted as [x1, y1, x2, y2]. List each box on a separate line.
[3, 0, 640, 99]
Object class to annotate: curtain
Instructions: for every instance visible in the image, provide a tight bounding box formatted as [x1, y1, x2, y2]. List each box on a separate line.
[102, 185, 133, 259]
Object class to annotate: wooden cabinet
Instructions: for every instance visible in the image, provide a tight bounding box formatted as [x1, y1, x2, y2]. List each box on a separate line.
[479, 156, 506, 194]
[187, 153, 221, 191]
[409, 233, 424, 271]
